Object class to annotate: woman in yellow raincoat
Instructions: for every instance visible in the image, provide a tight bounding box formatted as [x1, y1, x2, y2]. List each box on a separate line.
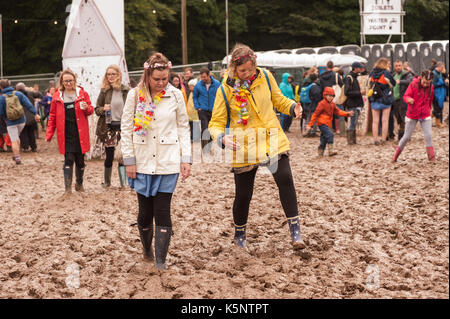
[209, 43, 305, 251]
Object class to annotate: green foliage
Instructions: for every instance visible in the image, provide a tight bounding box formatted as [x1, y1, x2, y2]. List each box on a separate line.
[0, 0, 448, 75]
[125, 0, 175, 70]
[0, 0, 71, 75]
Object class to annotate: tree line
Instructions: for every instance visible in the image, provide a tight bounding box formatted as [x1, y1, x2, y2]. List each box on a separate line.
[0, 0, 448, 75]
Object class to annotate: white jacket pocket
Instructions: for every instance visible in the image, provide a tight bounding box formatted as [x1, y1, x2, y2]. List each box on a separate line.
[158, 135, 180, 164]
[133, 132, 147, 145]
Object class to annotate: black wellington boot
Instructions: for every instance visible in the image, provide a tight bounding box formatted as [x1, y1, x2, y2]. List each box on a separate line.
[138, 224, 154, 262]
[154, 226, 172, 270]
[346, 130, 352, 145]
[103, 166, 112, 188]
[63, 166, 73, 194]
[352, 130, 357, 145]
[75, 166, 85, 192]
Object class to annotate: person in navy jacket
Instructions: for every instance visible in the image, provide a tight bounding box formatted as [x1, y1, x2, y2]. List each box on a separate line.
[193, 67, 220, 151]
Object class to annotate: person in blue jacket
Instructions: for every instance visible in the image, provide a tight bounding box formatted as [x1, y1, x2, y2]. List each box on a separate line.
[279, 73, 295, 132]
[432, 61, 449, 128]
[0, 79, 40, 164]
[193, 67, 221, 151]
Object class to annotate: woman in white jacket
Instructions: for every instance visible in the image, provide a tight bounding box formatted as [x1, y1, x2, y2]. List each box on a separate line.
[121, 52, 191, 270]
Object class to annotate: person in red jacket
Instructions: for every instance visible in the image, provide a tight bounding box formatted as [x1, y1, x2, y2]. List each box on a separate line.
[306, 87, 354, 157]
[46, 69, 94, 193]
[393, 70, 435, 162]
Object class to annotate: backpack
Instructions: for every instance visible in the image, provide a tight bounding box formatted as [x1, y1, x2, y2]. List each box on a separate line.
[336, 75, 353, 105]
[3, 91, 24, 121]
[332, 73, 342, 104]
[220, 69, 272, 128]
[368, 74, 394, 104]
[300, 83, 314, 103]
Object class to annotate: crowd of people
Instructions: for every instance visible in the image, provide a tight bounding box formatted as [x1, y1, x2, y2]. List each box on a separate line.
[0, 44, 448, 271]
[278, 58, 449, 160]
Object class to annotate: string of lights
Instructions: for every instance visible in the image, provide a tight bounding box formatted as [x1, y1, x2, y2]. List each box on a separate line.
[2, 18, 61, 24]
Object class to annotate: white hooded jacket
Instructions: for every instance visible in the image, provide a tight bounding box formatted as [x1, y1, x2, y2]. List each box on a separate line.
[121, 84, 191, 175]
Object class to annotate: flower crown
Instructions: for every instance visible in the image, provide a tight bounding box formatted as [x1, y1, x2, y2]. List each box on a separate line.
[144, 61, 172, 70]
[232, 53, 257, 63]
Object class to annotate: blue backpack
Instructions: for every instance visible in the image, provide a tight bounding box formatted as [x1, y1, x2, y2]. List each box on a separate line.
[300, 83, 314, 103]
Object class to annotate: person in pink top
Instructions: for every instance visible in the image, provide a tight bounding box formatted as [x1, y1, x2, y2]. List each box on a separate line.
[392, 70, 435, 162]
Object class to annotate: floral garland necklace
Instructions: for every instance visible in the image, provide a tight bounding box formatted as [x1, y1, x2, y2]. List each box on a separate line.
[134, 88, 165, 136]
[233, 73, 256, 125]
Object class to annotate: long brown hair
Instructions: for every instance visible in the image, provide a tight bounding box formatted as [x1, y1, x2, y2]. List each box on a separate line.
[374, 58, 390, 70]
[228, 43, 257, 79]
[101, 64, 122, 91]
[139, 52, 171, 95]
[58, 69, 78, 91]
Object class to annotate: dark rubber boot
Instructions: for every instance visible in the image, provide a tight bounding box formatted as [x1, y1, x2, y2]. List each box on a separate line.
[352, 130, 357, 144]
[154, 226, 172, 270]
[234, 224, 247, 249]
[287, 217, 306, 250]
[63, 166, 73, 193]
[103, 166, 112, 187]
[346, 130, 352, 145]
[138, 224, 154, 262]
[75, 166, 85, 192]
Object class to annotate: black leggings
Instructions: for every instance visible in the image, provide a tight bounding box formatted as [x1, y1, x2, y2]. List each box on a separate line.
[104, 147, 124, 168]
[233, 155, 299, 226]
[137, 192, 173, 228]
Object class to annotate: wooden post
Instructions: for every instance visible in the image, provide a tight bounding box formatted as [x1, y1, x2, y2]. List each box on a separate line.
[181, 0, 188, 65]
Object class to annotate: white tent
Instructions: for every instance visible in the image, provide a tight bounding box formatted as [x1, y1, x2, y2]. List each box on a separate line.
[63, 0, 129, 159]
[222, 51, 367, 68]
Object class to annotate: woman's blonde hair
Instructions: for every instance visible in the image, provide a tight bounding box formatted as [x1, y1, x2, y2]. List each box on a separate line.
[303, 67, 318, 79]
[102, 65, 122, 91]
[139, 52, 170, 94]
[228, 43, 257, 78]
[374, 58, 390, 70]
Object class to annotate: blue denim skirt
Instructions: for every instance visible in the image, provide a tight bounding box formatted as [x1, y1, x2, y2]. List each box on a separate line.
[128, 173, 179, 197]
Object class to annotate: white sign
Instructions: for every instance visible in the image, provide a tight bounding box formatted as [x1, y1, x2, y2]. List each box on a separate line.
[363, 13, 401, 34]
[364, 0, 402, 13]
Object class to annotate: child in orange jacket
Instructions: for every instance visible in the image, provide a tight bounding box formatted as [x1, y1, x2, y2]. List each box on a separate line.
[307, 87, 354, 156]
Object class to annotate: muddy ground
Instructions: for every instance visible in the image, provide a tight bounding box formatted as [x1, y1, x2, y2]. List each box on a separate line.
[0, 108, 448, 299]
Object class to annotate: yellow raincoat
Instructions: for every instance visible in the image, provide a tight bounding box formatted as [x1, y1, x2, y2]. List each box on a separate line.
[209, 68, 296, 168]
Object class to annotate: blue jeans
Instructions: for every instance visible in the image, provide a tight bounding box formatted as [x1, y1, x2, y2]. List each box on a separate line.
[347, 107, 360, 131]
[319, 125, 334, 149]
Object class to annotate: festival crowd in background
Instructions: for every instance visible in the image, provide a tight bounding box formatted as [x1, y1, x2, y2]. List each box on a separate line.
[0, 46, 448, 270]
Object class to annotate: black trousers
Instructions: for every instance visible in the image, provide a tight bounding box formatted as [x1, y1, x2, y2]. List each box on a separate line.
[19, 124, 37, 150]
[432, 97, 443, 120]
[232, 155, 299, 226]
[137, 192, 173, 228]
[393, 99, 407, 126]
[198, 110, 212, 142]
[64, 152, 85, 169]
